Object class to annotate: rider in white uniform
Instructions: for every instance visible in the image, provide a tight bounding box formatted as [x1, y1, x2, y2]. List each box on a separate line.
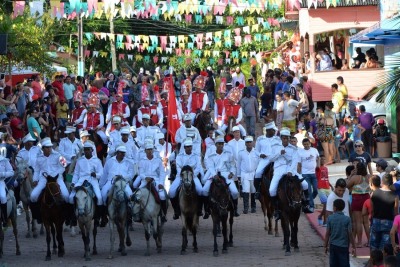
[17, 133, 41, 169]
[0, 149, 14, 226]
[202, 136, 240, 218]
[136, 114, 159, 147]
[58, 126, 82, 166]
[175, 114, 202, 155]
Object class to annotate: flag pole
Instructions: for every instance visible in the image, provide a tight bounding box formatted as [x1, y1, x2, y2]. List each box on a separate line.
[165, 76, 174, 157]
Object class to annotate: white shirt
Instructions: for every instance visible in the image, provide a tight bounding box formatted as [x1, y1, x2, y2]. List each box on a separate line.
[137, 156, 166, 186]
[175, 125, 202, 155]
[297, 147, 319, 174]
[205, 149, 236, 177]
[232, 72, 246, 86]
[100, 156, 135, 187]
[176, 152, 203, 178]
[58, 137, 82, 164]
[326, 189, 351, 217]
[155, 142, 172, 160]
[72, 156, 103, 185]
[0, 158, 14, 180]
[226, 138, 245, 174]
[294, 132, 314, 149]
[73, 108, 87, 126]
[17, 146, 41, 168]
[33, 150, 65, 182]
[255, 135, 281, 156]
[136, 126, 159, 147]
[137, 105, 163, 125]
[270, 143, 299, 174]
[238, 148, 260, 176]
[282, 99, 299, 121]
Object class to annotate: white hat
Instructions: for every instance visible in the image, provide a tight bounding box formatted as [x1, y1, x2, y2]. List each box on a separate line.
[41, 137, 53, 147]
[64, 126, 76, 134]
[207, 66, 212, 71]
[23, 133, 36, 143]
[116, 145, 127, 153]
[139, 67, 144, 74]
[183, 138, 193, 147]
[232, 126, 240, 132]
[183, 113, 192, 121]
[80, 130, 90, 137]
[156, 133, 165, 140]
[144, 143, 154, 150]
[120, 127, 130, 135]
[265, 121, 278, 131]
[215, 136, 225, 143]
[142, 114, 150, 120]
[130, 126, 136, 132]
[112, 116, 122, 124]
[280, 128, 291, 136]
[83, 140, 95, 149]
[244, 136, 254, 142]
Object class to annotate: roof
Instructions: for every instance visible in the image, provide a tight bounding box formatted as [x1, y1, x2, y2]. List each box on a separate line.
[301, 0, 378, 9]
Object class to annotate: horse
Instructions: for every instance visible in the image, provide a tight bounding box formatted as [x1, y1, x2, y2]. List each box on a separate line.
[178, 165, 199, 255]
[130, 186, 163, 256]
[107, 176, 132, 259]
[40, 173, 67, 261]
[209, 174, 233, 257]
[74, 181, 97, 261]
[260, 163, 279, 236]
[14, 157, 43, 238]
[277, 174, 304, 256]
[0, 188, 20, 258]
[194, 110, 212, 140]
[224, 116, 236, 142]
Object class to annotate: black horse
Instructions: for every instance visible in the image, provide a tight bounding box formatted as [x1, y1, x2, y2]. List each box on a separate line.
[194, 111, 212, 140]
[260, 163, 279, 236]
[277, 174, 304, 256]
[209, 174, 233, 257]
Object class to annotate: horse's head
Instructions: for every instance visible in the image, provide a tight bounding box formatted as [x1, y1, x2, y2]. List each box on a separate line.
[181, 165, 194, 192]
[112, 175, 127, 203]
[74, 187, 91, 217]
[14, 158, 31, 183]
[43, 174, 64, 206]
[279, 175, 303, 209]
[210, 174, 231, 216]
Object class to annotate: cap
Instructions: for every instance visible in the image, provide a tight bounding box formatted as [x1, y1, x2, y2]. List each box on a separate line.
[265, 121, 278, 131]
[354, 140, 364, 146]
[232, 126, 240, 132]
[112, 116, 122, 124]
[130, 126, 136, 132]
[120, 127, 130, 135]
[215, 136, 225, 143]
[23, 133, 36, 143]
[41, 137, 53, 147]
[142, 113, 150, 120]
[280, 128, 291, 136]
[183, 138, 193, 147]
[116, 145, 127, 153]
[64, 126, 76, 134]
[183, 113, 192, 121]
[244, 136, 253, 142]
[156, 133, 165, 140]
[80, 130, 90, 137]
[144, 143, 154, 150]
[83, 140, 95, 150]
[373, 158, 388, 169]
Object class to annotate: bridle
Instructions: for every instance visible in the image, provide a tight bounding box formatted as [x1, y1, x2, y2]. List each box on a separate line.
[283, 177, 302, 208]
[181, 170, 194, 196]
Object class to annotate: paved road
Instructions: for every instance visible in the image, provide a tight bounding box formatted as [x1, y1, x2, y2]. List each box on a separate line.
[0, 202, 328, 267]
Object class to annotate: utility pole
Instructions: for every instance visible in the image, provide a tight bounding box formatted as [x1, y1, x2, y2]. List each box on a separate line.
[77, 13, 84, 76]
[109, 15, 117, 73]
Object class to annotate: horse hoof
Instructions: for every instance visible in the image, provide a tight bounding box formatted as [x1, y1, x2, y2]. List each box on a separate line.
[121, 251, 127, 256]
[294, 247, 299, 252]
[126, 240, 132, 247]
[213, 251, 219, 257]
[228, 242, 233, 247]
[267, 230, 272, 235]
[181, 250, 186, 255]
[92, 250, 97, 255]
[26, 233, 31, 238]
[285, 251, 291, 256]
[193, 248, 198, 253]
[222, 249, 228, 254]
[16, 251, 21, 256]
[45, 256, 51, 261]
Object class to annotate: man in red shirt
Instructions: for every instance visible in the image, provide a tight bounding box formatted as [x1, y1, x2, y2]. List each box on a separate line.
[9, 109, 24, 142]
[31, 75, 42, 99]
[188, 71, 209, 124]
[51, 75, 65, 100]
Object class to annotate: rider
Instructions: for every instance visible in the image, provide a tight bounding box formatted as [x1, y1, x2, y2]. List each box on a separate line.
[188, 71, 209, 124]
[82, 92, 108, 145]
[108, 127, 138, 165]
[100, 145, 135, 210]
[254, 121, 281, 199]
[202, 136, 240, 218]
[69, 141, 104, 225]
[59, 126, 82, 167]
[137, 97, 163, 128]
[168, 138, 204, 220]
[221, 92, 246, 137]
[226, 126, 246, 197]
[133, 143, 168, 222]
[136, 114, 159, 148]
[108, 115, 123, 148]
[175, 114, 202, 155]
[105, 85, 130, 132]
[0, 148, 14, 226]
[70, 91, 86, 130]
[269, 128, 311, 220]
[237, 136, 260, 214]
[17, 133, 41, 170]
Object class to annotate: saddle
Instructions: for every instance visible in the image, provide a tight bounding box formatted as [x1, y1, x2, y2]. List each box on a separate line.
[146, 182, 161, 204]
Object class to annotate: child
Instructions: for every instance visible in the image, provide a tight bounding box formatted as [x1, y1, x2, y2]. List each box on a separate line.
[56, 97, 69, 131]
[316, 155, 332, 226]
[325, 199, 356, 266]
[370, 249, 384, 267]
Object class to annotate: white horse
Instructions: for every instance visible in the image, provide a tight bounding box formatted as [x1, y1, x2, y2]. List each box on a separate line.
[15, 157, 43, 238]
[74, 183, 97, 261]
[131, 186, 163, 256]
[0, 189, 20, 257]
[107, 176, 132, 259]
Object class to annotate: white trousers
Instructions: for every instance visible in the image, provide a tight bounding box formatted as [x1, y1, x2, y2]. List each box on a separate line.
[241, 172, 256, 193]
[101, 180, 133, 203]
[30, 176, 69, 203]
[255, 158, 271, 179]
[0, 181, 6, 204]
[202, 173, 239, 199]
[169, 176, 202, 198]
[269, 167, 309, 197]
[221, 124, 246, 137]
[136, 180, 166, 201]
[69, 178, 103, 205]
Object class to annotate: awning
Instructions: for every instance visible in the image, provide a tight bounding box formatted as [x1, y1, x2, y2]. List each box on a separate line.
[350, 15, 400, 45]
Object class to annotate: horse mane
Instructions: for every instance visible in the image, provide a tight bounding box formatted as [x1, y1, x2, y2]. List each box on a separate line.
[181, 165, 193, 174]
[74, 186, 87, 194]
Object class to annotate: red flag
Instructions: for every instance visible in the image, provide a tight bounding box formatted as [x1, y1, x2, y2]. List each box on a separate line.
[167, 77, 181, 143]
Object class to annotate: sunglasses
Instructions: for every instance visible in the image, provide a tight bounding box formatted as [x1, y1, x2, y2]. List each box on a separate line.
[355, 145, 363, 148]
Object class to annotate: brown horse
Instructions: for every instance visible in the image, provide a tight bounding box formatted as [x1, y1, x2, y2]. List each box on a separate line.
[194, 111, 212, 140]
[277, 174, 304, 256]
[179, 165, 199, 255]
[260, 163, 279, 236]
[209, 174, 233, 257]
[40, 174, 67, 261]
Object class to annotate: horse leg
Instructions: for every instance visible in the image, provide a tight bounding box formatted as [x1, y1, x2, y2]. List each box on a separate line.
[212, 217, 219, 257]
[271, 202, 279, 237]
[84, 225, 91, 261]
[153, 217, 161, 254]
[92, 223, 98, 255]
[24, 203, 32, 238]
[51, 224, 57, 255]
[0, 228, 3, 258]
[281, 218, 291, 256]
[222, 216, 228, 253]
[45, 225, 51, 261]
[56, 223, 65, 257]
[291, 219, 300, 252]
[228, 211, 234, 246]
[12, 217, 21, 255]
[181, 226, 187, 255]
[108, 220, 115, 259]
[40, 223, 44, 235]
[117, 221, 127, 256]
[144, 224, 151, 256]
[125, 220, 132, 247]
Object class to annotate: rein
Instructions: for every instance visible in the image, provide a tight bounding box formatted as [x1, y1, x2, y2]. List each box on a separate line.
[283, 178, 301, 208]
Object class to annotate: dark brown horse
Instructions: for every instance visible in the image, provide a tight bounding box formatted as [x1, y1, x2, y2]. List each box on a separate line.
[40, 174, 67, 261]
[277, 174, 304, 256]
[209, 174, 233, 257]
[194, 111, 212, 140]
[88, 130, 107, 162]
[179, 165, 199, 255]
[260, 163, 279, 236]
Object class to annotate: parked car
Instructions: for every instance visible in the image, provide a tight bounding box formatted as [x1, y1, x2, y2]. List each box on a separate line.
[348, 92, 386, 121]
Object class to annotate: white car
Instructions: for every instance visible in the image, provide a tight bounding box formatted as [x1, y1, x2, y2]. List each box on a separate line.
[348, 92, 386, 121]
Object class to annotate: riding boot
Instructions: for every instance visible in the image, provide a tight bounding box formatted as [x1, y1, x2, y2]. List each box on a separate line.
[271, 196, 281, 221]
[235, 180, 242, 198]
[302, 190, 314, 214]
[233, 198, 240, 217]
[254, 179, 261, 200]
[170, 196, 180, 220]
[69, 204, 77, 227]
[197, 195, 204, 217]
[30, 201, 42, 224]
[94, 205, 103, 227]
[160, 200, 168, 223]
[250, 193, 256, 213]
[242, 193, 249, 214]
[100, 205, 109, 227]
[1, 203, 7, 227]
[203, 196, 210, 219]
